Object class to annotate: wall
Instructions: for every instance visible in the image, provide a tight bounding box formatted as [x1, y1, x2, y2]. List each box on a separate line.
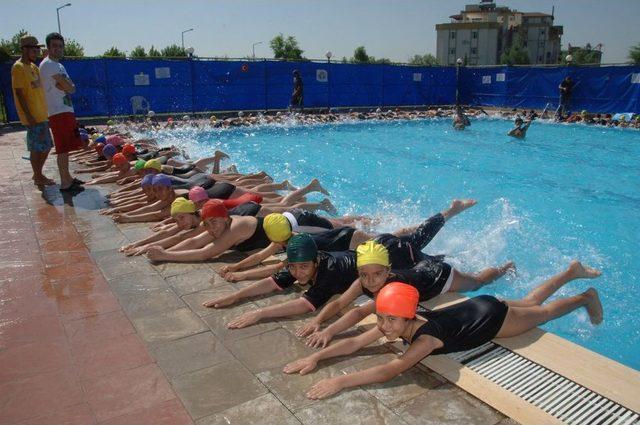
[1, 59, 639, 122]
[0, 58, 457, 122]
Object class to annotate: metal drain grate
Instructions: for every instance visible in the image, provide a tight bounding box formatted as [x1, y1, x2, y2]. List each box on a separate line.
[447, 343, 640, 425]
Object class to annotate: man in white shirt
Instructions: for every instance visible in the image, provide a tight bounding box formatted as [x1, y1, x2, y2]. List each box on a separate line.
[39, 32, 84, 190]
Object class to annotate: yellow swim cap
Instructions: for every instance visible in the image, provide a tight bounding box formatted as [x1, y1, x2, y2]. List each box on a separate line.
[90, 133, 99, 141]
[171, 198, 196, 216]
[144, 159, 162, 171]
[263, 213, 292, 242]
[356, 240, 390, 268]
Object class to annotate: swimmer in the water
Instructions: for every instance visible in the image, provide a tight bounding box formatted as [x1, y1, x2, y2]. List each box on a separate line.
[507, 116, 533, 139]
[283, 261, 602, 400]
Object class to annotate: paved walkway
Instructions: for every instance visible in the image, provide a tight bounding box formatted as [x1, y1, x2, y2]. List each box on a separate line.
[0, 128, 517, 425]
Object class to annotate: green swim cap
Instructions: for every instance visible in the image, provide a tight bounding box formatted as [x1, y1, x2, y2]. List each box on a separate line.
[134, 159, 146, 170]
[286, 233, 317, 263]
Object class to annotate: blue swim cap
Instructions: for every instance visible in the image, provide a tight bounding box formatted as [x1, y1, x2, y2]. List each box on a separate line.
[95, 135, 106, 144]
[141, 174, 154, 187]
[80, 132, 89, 141]
[152, 174, 172, 187]
[102, 144, 117, 158]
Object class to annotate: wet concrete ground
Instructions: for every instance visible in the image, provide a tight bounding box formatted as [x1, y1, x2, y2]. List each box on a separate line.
[0, 129, 517, 424]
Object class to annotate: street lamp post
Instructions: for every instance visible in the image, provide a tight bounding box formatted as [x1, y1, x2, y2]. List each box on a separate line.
[252, 41, 263, 59]
[181, 28, 194, 50]
[56, 3, 71, 34]
[325, 51, 333, 110]
[455, 57, 463, 106]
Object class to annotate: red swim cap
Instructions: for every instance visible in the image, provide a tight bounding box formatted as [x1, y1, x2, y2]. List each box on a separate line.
[376, 282, 419, 319]
[222, 193, 263, 209]
[94, 143, 104, 154]
[122, 143, 136, 156]
[201, 199, 228, 220]
[112, 153, 128, 165]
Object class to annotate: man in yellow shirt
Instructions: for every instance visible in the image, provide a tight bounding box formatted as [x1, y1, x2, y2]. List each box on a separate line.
[11, 35, 54, 186]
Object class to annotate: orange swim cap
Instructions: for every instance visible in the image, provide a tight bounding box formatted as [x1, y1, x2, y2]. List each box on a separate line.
[201, 199, 228, 220]
[112, 153, 128, 165]
[122, 143, 136, 156]
[375, 282, 419, 319]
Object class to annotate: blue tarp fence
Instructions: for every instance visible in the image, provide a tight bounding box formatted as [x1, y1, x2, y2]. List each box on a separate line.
[459, 65, 640, 113]
[1, 58, 639, 122]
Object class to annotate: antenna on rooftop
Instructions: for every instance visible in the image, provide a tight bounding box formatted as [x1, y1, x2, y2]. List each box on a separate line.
[551, 5, 555, 18]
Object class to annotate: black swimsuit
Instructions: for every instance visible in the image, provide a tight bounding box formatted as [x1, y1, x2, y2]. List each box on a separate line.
[361, 261, 452, 302]
[310, 227, 357, 251]
[374, 213, 446, 269]
[169, 173, 214, 190]
[234, 217, 270, 252]
[408, 295, 508, 354]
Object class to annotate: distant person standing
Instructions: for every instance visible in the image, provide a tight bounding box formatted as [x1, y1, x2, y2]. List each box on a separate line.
[556, 76, 574, 120]
[39, 32, 84, 190]
[11, 35, 54, 186]
[290, 69, 304, 112]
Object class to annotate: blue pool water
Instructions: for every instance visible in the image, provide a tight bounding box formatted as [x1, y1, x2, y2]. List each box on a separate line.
[146, 117, 640, 369]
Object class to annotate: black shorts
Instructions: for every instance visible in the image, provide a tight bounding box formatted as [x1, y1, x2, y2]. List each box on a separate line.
[413, 261, 452, 300]
[291, 209, 334, 230]
[229, 201, 262, 217]
[310, 227, 356, 252]
[206, 182, 236, 200]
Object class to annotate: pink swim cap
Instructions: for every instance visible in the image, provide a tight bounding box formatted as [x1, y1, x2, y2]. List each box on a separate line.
[106, 135, 125, 146]
[188, 186, 209, 203]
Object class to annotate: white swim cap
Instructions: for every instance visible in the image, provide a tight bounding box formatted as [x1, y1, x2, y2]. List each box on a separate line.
[147, 110, 155, 117]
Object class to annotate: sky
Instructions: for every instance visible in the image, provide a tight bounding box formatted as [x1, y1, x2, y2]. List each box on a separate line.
[1, 0, 638, 63]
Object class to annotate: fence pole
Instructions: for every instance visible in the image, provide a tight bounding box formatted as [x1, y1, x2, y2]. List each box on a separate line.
[190, 59, 196, 114]
[327, 62, 331, 111]
[264, 59, 268, 112]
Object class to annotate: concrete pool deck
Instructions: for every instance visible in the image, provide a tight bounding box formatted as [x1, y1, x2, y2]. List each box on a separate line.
[1, 127, 637, 424]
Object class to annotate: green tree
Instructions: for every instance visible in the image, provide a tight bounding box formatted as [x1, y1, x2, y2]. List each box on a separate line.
[560, 44, 602, 65]
[630, 44, 640, 64]
[500, 36, 530, 65]
[352, 46, 370, 63]
[0, 29, 30, 61]
[103, 46, 126, 58]
[408, 53, 438, 66]
[269, 33, 304, 60]
[63, 39, 84, 57]
[160, 44, 186, 57]
[130, 45, 147, 58]
[148, 45, 161, 57]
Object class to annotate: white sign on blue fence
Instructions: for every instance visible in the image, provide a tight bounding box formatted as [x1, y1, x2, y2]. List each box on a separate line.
[631, 73, 640, 84]
[316, 69, 328, 82]
[155, 67, 171, 79]
[134, 72, 150, 86]
[496, 73, 506, 82]
[413, 73, 422, 82]
[482, 75, 492, 84]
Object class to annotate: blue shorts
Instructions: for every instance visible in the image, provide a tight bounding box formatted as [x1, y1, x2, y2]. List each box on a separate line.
[26, 122, 53, 152]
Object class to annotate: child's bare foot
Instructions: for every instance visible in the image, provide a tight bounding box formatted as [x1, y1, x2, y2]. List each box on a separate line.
[309, 178, 330, 196]
[282, 180, 297, 191]
[444, 199, 477, 219]
[584, 288, 603, 325]
[320, 198, 338, 215]
[498, 261, 516, 277]
[568, 260, 601, 280]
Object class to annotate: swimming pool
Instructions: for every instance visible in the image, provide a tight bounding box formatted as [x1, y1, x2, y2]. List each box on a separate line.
[146, 117, 640, 370]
